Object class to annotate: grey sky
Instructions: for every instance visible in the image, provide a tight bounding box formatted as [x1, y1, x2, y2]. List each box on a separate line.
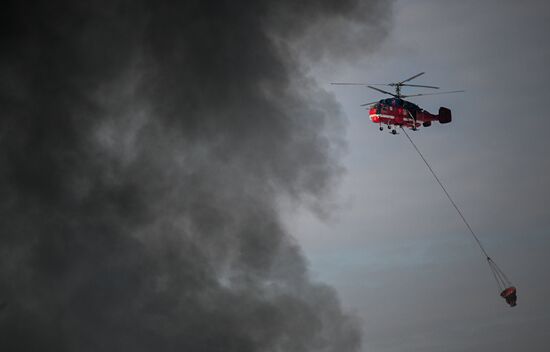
[291, 1, 550, 351]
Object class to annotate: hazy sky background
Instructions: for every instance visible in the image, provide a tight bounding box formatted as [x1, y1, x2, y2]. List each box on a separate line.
[290, 0, 550, 351]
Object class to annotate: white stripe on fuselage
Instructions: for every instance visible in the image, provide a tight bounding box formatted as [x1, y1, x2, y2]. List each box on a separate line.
[370, 114, 416, 123]
[370, 114, 394, 120]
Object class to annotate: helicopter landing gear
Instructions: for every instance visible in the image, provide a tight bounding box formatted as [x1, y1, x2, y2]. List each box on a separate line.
[391, 129, 397, 135]
[387, 125, 392, 129]
[379, 125, 383, 131]
[412, 126, 417, 131]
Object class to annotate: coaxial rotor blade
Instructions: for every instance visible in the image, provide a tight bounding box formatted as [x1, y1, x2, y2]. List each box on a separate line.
[401, 83, 439, 89]
[402, 90, 465, 98]
[330, 82, 389, 86]
[360, 101, 379, 107]
[367, 85, 398, 97]
[399, 72, 425, 84]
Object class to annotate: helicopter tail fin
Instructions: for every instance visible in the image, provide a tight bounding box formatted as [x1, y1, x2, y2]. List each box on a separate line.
[438, 107, 452, 124]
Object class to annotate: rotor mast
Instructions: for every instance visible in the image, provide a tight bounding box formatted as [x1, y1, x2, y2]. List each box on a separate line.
[388, 72, 429, 99]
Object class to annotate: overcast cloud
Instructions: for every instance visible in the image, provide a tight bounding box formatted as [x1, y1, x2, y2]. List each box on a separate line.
[0, 1, 392, 351]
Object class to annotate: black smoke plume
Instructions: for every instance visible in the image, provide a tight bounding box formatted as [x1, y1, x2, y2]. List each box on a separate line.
[0, 1, 391, 350]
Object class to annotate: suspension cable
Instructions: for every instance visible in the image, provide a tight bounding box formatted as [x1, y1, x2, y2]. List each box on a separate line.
[488, 262, 505, 290]
[400, 127, 511, 290]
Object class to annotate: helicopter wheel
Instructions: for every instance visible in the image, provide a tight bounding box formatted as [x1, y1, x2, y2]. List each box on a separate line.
[412, 126, 417, 131]
[391, 129, 397, 135]
[379, 126, 383, 131]
[387, 125, 391, 129]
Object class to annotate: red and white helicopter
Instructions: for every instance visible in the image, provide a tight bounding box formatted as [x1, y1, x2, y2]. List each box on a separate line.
[332, 72, 463, 134]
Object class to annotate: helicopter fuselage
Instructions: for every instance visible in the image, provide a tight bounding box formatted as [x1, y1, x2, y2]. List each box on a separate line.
[369, 98, 451, 130]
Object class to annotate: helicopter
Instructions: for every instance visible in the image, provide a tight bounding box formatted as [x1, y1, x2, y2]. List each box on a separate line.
[332, 72, 463, 134]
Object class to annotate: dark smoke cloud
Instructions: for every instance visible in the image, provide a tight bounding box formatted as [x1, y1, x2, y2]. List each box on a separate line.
[0, 1, 391, 350]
